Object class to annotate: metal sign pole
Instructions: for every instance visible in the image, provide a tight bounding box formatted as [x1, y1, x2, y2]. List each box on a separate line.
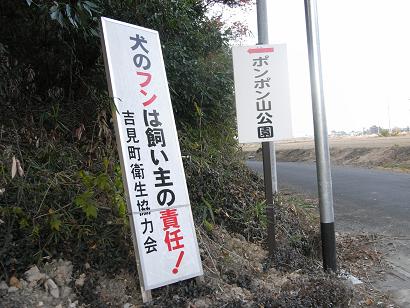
[256, 0, 277, 255]
[304, 0, 337, 271]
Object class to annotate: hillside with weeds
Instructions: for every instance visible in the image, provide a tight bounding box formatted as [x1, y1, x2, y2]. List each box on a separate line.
[0, 0, 265, 279]
[0, 0, 362, 306]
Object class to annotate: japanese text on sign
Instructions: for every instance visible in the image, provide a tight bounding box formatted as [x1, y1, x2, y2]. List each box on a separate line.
[101, 17, 203, 291]
[232, 44, 292, 143]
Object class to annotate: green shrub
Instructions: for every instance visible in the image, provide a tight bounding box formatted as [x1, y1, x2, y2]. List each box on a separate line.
[0, 0, 259, 279]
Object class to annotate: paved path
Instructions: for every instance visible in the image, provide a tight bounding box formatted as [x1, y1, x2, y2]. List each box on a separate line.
[246, 161, 410, 235]
[246, 160, 410, 305]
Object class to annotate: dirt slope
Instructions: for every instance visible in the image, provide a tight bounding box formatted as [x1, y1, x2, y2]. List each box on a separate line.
[244, 135, 410, 172]
[0, 193, 394, 307]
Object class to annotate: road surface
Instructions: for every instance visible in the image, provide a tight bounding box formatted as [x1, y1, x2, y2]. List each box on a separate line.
[246, 160, 410, 305]
[246, 161, 410, 235]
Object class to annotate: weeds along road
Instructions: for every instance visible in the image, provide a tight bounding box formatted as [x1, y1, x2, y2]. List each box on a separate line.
[246, 160, 410, 236]
[247, 160, 410, 305]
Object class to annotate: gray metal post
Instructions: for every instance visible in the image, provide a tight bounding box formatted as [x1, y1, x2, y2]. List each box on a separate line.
[256, 0, 269, 44]
[271, 146, 278, 192]
[257, 0, 277, 255]
[304, 0, 337, 271]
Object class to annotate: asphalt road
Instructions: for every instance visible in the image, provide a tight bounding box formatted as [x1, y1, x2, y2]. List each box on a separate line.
[246, 161, 410, 236]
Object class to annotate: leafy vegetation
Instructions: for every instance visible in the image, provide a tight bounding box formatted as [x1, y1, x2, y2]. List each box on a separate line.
[0, 4, 361, 307]
[0, 0, 324, 288]
[378, 128, 400, 137]
[0, 0, 266, 279]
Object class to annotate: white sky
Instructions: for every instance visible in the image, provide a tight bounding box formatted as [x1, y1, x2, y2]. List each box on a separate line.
[216, 0, 410, 137]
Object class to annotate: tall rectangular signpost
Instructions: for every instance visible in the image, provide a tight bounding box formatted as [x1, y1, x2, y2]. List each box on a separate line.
[100, 17, 203, 301]
[232, 44, 292, 254]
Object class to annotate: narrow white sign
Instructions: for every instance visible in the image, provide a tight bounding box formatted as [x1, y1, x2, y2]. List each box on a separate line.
[232, 44, 292, 143]
[100, 17, 203, 290]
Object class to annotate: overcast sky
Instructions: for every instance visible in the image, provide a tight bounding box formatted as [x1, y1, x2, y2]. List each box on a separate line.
[217, 0, 410, 137]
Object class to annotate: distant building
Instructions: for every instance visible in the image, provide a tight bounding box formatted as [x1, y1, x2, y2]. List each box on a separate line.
[368, 125, 379, 135]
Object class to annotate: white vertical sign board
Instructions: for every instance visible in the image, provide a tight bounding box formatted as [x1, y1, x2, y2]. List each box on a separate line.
[100, 17, 203, 290]
[232, 44, 292, 143]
